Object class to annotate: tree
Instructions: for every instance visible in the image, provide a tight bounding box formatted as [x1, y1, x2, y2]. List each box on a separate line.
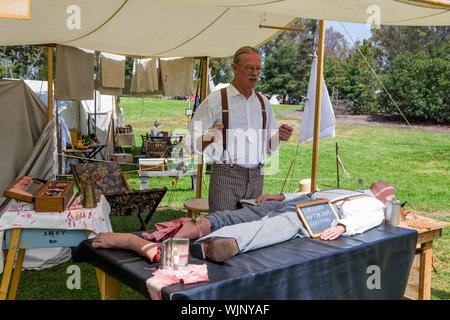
[209, 57, 233, 84]
[378, 42, 449, 123]
[371, 25, 449, 63]
[0, 46, 48, 79]
[324, 26, 351, 59]
[258, 19, 317, 97]
[324, 40, 381, 114]
[259, 44, 301, 96]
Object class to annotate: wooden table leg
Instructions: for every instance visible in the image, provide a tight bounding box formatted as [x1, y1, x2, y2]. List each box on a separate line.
[8, 249, 26, 300]
[95, 268, 120, 300]
[419, 240, 433, 300]
[0, 228, 21, 300]
[139, 176, 149, 190]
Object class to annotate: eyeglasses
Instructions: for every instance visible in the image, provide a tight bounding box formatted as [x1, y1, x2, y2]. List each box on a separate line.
[243, 65, 262, 73]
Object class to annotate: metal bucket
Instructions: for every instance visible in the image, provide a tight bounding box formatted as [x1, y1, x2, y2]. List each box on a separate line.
[385, 200, 401, 225]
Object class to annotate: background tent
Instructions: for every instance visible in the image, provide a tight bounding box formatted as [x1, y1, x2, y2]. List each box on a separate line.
[0, 80, 120, 272]
[24, 80, 120, 172]
[270, 95, 281, 105]
[0, 79, 70, 273]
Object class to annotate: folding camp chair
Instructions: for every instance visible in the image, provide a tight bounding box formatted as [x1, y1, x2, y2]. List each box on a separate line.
[71, 162, 167, 230]
[144, 140, 168, 158]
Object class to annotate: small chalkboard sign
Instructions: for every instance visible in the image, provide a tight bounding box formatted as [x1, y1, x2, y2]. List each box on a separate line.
[296, 200, 339, 238]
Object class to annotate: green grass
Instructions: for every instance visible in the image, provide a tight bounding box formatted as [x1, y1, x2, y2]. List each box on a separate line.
[12, 97, 450, 300]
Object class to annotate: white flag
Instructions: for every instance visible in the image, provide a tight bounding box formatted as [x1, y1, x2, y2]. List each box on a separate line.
[299, 55, 336, 143]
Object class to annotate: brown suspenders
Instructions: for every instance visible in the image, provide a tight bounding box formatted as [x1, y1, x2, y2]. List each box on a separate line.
[220, 87, 266, 153]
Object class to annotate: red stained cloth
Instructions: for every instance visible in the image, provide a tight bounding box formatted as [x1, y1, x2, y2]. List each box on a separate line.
[145, 264, 209, 300]
[142, 217, 191, 242]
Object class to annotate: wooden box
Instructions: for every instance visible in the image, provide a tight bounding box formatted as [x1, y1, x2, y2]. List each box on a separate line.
[139, 158, 167, 171]
[4, 176, 46, 203]
[109, 153, 133, 163]
[35, 181, 74, 212]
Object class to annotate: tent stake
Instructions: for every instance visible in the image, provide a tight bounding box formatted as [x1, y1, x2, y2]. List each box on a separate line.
[336, 142, 340, 188]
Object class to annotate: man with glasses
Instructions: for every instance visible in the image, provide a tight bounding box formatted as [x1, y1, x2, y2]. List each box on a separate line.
[188, 46, 293, 213]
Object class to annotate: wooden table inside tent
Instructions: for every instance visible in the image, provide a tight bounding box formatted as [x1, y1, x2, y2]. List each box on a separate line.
[398, 214, 450, 300]
[138, 169, 198, 191]
[0, 195, 112, 300]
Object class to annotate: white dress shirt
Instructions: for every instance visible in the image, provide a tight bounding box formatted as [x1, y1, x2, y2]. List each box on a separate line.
[283, 190, 385, 236]
[151, 126, 158, 137]
[187, 84, 279, 167]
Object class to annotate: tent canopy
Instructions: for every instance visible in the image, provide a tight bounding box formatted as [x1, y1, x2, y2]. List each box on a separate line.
[0, 0, 449, 57]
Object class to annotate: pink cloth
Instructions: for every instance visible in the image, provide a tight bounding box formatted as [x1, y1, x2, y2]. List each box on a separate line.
[146, 264, 209, 300]
[142, 217, 191, 242]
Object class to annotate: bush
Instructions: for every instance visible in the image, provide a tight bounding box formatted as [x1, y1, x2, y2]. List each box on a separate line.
[378, 44, 449, 123]
[324, 41, 381, 114]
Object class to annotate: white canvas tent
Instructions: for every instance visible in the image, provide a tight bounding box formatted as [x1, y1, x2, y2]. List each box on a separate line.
[24, 80, 119, 173]
[270, 95, 281, 105]
[0, 0, 448, 57]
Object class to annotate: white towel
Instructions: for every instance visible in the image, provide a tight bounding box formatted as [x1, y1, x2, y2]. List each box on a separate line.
[131, 58, 159, 93]
[54, 45, 94, 100]
[160, 57, 194, 97]
[100, 53, 125, 89]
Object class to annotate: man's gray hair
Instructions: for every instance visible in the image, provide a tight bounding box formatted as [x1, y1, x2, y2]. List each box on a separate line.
[233, 46, 260, 65]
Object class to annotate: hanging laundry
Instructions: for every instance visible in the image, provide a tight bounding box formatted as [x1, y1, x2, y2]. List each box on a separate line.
[54, 45, 94, 100]
[131, 58, 159, 93]
[99, 52, 125, 95]
[159, 57, 194, 97]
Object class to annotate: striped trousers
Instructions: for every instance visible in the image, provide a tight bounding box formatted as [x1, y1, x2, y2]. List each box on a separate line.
[208, 163, 264, 213]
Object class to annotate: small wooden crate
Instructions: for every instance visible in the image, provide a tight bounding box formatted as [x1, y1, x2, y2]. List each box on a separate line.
[35, 181, 74, 212]
[139, 158, 167, 171]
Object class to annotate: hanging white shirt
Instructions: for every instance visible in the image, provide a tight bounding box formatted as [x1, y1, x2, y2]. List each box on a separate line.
[187, 84, 279, 167]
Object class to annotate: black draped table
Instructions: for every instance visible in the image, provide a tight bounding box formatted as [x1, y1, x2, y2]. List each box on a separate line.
[73, 224, 417, 300]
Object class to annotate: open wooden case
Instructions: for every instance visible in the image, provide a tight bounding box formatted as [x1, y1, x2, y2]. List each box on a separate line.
[4, 176, 47, 203]
[34, 181, 74, 212]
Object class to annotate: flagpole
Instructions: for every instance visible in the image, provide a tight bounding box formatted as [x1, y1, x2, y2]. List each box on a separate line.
[310, 20, 326, 192]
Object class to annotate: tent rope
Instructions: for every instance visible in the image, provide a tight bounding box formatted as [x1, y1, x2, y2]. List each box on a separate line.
[25, 47, 45, 79]
[340, 22, 449, 182]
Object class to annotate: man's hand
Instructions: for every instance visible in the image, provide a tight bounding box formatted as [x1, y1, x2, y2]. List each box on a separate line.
[200, 124, 224, 150]
[278, 124, 293, 141]
[255, 193, 285, 203]
[320, 224, 346, 240]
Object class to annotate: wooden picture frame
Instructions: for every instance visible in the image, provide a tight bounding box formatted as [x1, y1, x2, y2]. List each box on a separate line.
[296, 199, 340, 238]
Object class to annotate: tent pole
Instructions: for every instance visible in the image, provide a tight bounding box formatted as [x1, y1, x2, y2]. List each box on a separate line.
[310, 20, 326, 192]
[195, 57, 209, 198]
[47, 46, 53, 121]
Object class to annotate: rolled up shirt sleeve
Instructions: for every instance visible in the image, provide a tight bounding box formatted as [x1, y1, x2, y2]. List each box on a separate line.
[332, 197, 385, 236]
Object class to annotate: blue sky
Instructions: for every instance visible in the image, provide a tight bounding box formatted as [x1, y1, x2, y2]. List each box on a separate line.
[326, 21, 373, 44]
